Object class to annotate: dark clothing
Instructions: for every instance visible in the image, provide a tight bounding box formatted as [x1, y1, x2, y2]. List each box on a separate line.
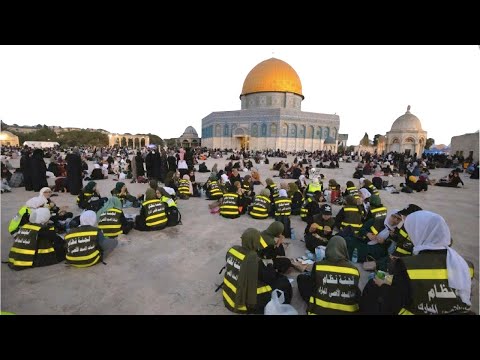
[145, 152, 154, 178]
[37, 227, 66, 263]
[167, 155, 177, 172]
[66, 153, 83, 195]
[30, 149, 48, 192]
[135, 155, 145, 177]
[435, 176, 464, 187]
[20, 154, 33, 191]
[254, 261, 293, 314]
[47, 162, 59, 177]
[90, 168, 105, 180]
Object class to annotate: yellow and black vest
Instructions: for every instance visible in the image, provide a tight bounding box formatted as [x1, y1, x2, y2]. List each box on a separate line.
[341, 205, 363, 233]
[222, 246, 272, 314]
[8, 224, 57, 270]
[305, 183, 323, 198]
[300, 197, 313, 220]
[207, 180, 223, 199]
[76, 191, 94, 208]
[368, 184, 380, 197]
[8, 205, 30, 235]
[274, 197, 292, 216]
[98, 208, 123, 237]
[311, 216, 336, 237]
[370, 205, 388, 219]
[142, 199, 167, 228]
[308, 263, 360, 315]
[267, 184, 279, 200]
[242, 182, 252, 194]
[64, 226, 101, 268]
[345, 186, 360, 200]
[249, 195, 270, 219]
[399, 252, 474, 315]
[392, 226, 414, 257]
[161, 196, 177, 208]
[367, 217, 386, 237]
[220, 193, 240, 218]
[178, 179, 191, 197]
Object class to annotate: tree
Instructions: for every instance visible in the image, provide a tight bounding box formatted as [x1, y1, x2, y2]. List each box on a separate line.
[166, 138, 177, 147]
[147, 133, 165, 147]
[425, 138, 435, 150]
[360, 132, 370, 146]
[373, 134, 382, 146]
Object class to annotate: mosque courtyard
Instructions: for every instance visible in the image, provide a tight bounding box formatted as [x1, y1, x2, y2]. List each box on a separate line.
[1, 156, 478, 315]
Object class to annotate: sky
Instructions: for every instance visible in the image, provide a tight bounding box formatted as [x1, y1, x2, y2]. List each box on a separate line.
[0, 45, 479, 146]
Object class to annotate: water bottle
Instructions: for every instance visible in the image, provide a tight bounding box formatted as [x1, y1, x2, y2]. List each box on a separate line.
[315, 246, 326, 261]
[352, 248, 358, 263]
[291, 228, 296, 240]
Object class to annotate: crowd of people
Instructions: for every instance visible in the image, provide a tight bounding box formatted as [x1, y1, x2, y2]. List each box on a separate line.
[2, 144, 477, 315]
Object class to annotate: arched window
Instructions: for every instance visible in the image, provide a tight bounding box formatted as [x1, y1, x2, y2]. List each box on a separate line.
[261, 123, 267, 137]
[332, 127, 337, 139]
[299, 125, 306, 138]
[317, 127, 322, 139]
[307, 125, 314, 139]
[215, 124, 222, 137]
[324, 128, 329, 139]
[251, 123, 258, 137]
[271, 123, 277, 137]
[134, 138, 140, 148]
[140, 138, 145, 147]
[224, 124, 229, 136]
[290, 124, 297, 138]
[282, 124, 287, 137]
[127, 138, 133, 148]
[121, 137, 127, 147]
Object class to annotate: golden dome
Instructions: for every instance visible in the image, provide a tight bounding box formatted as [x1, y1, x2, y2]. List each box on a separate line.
[241, 58, 303, 98]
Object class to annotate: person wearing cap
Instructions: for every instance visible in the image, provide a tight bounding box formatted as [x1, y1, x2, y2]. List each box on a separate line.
[304, 204, 335, 252]
[274, 189, 292, 238]
[381, 211, 475, 315]
[248, 188, 271, 220]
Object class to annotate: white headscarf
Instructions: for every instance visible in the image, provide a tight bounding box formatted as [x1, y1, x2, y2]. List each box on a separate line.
[298, 175, 307, 187]
[359, 188, 371, 200]
[278, 189, 287, 197]
[39, 187, 51, 198]
[405, 211, 471, 306]
[30, 208, 51, 225]
[80, 210, 97, 227]
[378, 209, 401, 240]
[221, 174, 229, 183]
[94, 164, 101, 169]
[26, 196, 47, 209]
[359, 178, 366, 187]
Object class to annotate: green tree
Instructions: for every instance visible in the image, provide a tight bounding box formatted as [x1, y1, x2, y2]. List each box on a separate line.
[166, 138, 177, 147]
[147, 133, 165, 147]
[360, 132, 370, 146]
[425, 138, 435, 150]
[373, 134, 382, 146]
[57, 130, 108, 147]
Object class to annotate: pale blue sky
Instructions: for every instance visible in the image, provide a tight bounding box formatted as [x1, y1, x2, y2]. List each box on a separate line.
[1, 45, 478, 146]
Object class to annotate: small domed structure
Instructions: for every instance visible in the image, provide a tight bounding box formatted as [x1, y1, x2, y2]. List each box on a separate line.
[386, 105, 427, 156]
[177, 126, 200, 148]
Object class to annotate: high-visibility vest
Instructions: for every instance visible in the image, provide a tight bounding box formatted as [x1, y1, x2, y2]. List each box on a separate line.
[368, 184, 380, 197]
[305, 183, 322, 198]
[370, 206, 388, 219]
[308, 263, 360, 315]
[161, 196, 177, 208]
[341, 205, 363, 233]
[274, 197, 292, 216]
[207, 180, 223, 199]
[300, 198, 313, 219]
[98, 208, 123, 237]
[242, 182, 252, 193]
[65, 226, 101, 268]
[392, 226, 414, 257]
[222, 246, 272, 314]
[267, 184, 279, 199]
[8, 205, 30, 235]
[142, 199, 167, 228]
[178, 179, 191, 197]
[346, 186, 360, 200]
[399, 253, 474, 315]
[8, 223, 57, 270]
[220, 193, 240, 218]
[249, 195, 270, 219]
[76, 191, 94, 208]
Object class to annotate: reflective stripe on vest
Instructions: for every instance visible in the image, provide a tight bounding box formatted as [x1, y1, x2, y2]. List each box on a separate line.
[250, 196, 270, 218]
[274, 198, 292, 216]
[315, 265, 360, 276]
[341, 206, 363, 232]
[371, 207, 387, 218]
[309, 297, 359, 313]
[300, 198, 313, 218]
[65, 227, 101, 267]
[259, 236, 268, 249]
[398, 308, 414, 315]
[8, 224, 41, 268]
[370, 226, 378, 235]
[220, 193, 239, 216]
[98, 208, 123, 237]
[143, 199, 167, 227]
[395, 247, 412, 255]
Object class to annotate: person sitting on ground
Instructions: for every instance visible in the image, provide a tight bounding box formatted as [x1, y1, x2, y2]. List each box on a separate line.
[110, 182, 142, 208]
[34, 187, 73, 232]
[97, 196, 134, 237]
[288, 182, 304, 216]
[274, 189, 292, 238]
[374, 211, 475, 315]
[219, 183, 241, 219]
[198, 162, 209, 173]
[229, 168, 242, 186]
[343, 180, 360, 201]
[334, 195, 363, 236]
[65, 210, 117, 267]
[250, 167, 263, 185]
[188, 169, 201, 197]
[178, 174, 193, 199]
[304, 204, 335, 252]
[366, 194, 388, 221]
[296, 174, 308, 194]
[8, 195, 47, 235]
[221, 228, 292, 314]
[248, 188, 271, 220]
[434, 169, 465, 187]
[241, 174, 254, 198]
[8, 208, 66, 271]
[157, 187, 181, 226]
[304, 177, 323, 199]
[300, 190, 322, 224]
[205, 173, 224, 200]
[90, 163, 107, 180]
[297, 236, 361, 314]
[259, 221, 292, 274]
[134, 188, 168, 231]
[76, 181, 107, 212]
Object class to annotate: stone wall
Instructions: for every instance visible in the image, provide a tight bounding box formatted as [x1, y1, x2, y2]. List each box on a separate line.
[451, 132, 479, 161]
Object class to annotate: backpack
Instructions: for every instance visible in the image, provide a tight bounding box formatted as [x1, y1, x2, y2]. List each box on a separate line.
[167, 207, 182, 226]
[372, 176, 383, 190]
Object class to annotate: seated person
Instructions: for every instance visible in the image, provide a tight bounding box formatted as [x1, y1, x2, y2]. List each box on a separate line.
[297, 236, 361, 314]
[90, 163, 107, 180]
[198, 162, 209, 173]
[304, 204, 335, 252]
[220, 227, 289, 309]
[65, 210, 117, 267]
[434, 169, 464, 187]
[205, 173, 224, 200]
[8, 208, 66, 270]
[135, 188, 168, 231]
[248, 189, 271, 220]
[288, 182, 303, 216]
[77, 181, 107, 212]
[258, 221, 292, 274]
[111, 182, 142, 208]
[97, 197, 134, 237]
[219, 184, 241, 219]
